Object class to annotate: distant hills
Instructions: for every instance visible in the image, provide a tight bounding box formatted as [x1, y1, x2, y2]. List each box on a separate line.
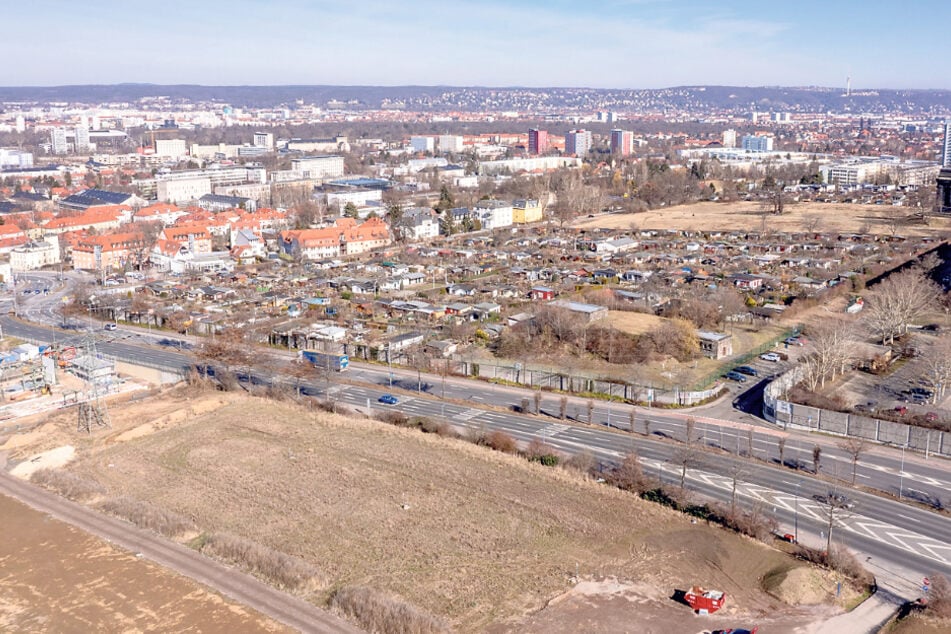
[1, 84, 949, 115]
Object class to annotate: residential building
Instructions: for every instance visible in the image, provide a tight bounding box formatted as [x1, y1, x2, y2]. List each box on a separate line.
[198, 193, 256, 212]
[548, 299, 608, 323]
[512, 199, 543, 224]
[73, 125, 90, 153]
[10, 238, 60, 271]
[410, 136, 435, 153]
[722, 129, 737, 149]
[160, 224, 213, 254]
[59, 189, 143, 211]
[528, 129, 549, 155]
[438, 135, 464, 153]
[157, 177, 212, 203]
[0, 148, 34, 168]
[473, 199, 513, 230]
[253, 132, 274, 150]
[478, 156, 582, 176]
[610, 129, 633, 156]
[291, 155, 345, 180]
[279, 217, 390, 260]
[50, 128, 68, 154]
[72, 232, 147, 271]
[154, 139, 188, 157]
[741, 135, 774, 152]
[564, 129, 592, 157]
[134, 203, 188, 226]
[397, 207, 440, 241]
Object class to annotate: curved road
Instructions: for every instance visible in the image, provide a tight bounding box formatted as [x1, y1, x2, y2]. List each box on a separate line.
[0, 472, 360, 634]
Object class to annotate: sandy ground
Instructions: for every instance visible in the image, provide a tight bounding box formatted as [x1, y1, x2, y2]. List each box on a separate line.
[0, 493, 290, 633]
[575, 201, 951, 236]
[8, 387, 862, 633]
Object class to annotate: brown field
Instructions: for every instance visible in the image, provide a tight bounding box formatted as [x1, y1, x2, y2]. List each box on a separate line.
[4, 388, 857, 632]
[575, 201, 951, 236]
[885, 614, 951, 633]
[604, 309, 667, 335]
[0, 493, 289, 633]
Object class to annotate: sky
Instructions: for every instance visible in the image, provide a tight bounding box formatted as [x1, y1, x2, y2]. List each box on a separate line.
[8, 0, 951, 89]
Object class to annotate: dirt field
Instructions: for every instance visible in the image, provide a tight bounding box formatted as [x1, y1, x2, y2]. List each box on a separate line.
[575, 201, 951, 236]
[2, 387, 862, 632]
[885, 613, 951, 633]
[605, 310, 667, 336]
[0, 493, 289, 633]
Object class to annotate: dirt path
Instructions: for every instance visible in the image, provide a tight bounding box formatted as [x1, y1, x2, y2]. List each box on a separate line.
[0, 472, 360, 634]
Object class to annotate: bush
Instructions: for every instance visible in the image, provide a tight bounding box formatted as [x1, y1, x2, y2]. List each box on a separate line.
[31, 469, 105, 502]
[928, 573, 951, 618]
[717, 504, 778, 542]
[562, 449, 597, 476]
[794, 543, 873, 586]
[197, 532, 326, 591]
[485, 430, 518, 453]
[376, 410, 409, 426]
[331, 585, 449, 634]
[524, 438, 560, 466]
[99, 496, 196, 538]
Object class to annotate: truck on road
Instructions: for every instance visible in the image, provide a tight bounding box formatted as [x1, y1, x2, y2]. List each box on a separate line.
[299, 350, 349, 371]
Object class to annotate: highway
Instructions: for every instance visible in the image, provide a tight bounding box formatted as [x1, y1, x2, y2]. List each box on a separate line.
[2, 278, 950, 600]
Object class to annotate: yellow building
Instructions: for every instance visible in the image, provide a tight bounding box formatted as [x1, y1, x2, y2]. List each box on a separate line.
[512, 199, 543, 224]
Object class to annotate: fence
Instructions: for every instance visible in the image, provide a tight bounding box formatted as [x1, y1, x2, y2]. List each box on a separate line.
[690, 325, 800, 391]
[763, 367, 951, 457]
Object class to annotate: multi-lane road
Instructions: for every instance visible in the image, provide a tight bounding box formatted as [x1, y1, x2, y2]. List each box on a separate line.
[2, 276, 950, 600]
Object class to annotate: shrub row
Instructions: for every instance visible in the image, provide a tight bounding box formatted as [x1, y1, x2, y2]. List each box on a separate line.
[330, 585, 450, 634]
[30, 468, 105, 502]
[196, 532, 327, 591]
[99, 496, 197, 538]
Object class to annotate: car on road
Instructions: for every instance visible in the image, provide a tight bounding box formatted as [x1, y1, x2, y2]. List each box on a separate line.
[784, 337, 803, 346]
[103, 323, 118, 331]
[814, 492, 854, 509]
[760, 352, 781, 362]
[734, 366, 759, 376]
[724, 371, 748, 383]
[909, 387, 934, 397]
[378, 394, 399, 405]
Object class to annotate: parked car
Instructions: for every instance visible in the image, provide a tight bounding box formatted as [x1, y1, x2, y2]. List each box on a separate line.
[103, 323, 118, 331]
[378, 394, 399, 405]
[784, 337, 803, 347]
[734, 366, 759, 376]
[760, 352, 781, 362]
[724, 371, 748, 383]
[910, 387, 934, 397]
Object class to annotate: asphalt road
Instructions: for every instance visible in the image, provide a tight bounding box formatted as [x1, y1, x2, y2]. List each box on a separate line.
[3, 285, 951, 600]
[0, 472, 360, 634]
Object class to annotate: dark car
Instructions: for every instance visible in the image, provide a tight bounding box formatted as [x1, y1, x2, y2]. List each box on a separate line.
[724, 371, 748, 383]
[378, 394, 399, 405]
[815, 492, 854, 509]
[910, 387, 934, 397]
[734, 366, 759, 376]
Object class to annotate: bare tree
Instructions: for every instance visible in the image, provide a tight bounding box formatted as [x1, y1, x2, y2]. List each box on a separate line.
[803, 318, 856, 389]
[865, 267, 942, 344]
[586, 400, 595, 424]
[777, 436, 787, 467]
[812, 445, 822, 475]
[629, 409, 636, 434]
[919, 335, 951, 403]
[559, 396, 568, 420]
[673, 444, 700, 489]
[533, 391, 542, 415]
[838, 437, 869, 486]
[729, 463, 748, 517]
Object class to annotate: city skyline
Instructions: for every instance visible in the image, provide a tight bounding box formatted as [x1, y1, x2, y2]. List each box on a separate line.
[8, 0, 951, 90]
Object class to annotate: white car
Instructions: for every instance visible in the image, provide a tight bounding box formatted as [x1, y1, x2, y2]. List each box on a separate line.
[760, 352, 781, 362]
[103, 323, 118, 331]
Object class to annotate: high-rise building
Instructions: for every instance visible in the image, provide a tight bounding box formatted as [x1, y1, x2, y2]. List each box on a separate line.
[722, 129, 737, 149]
[942, 122, 951, 168]
[528, 129, 549, 155]
[564, 129, 592, 157]
[50, 128, 68, 154]
[74, 125, 91, 153]
[410, 136, 435, 153]
[253, 132, 274, 150]
[14, 115, 25, 133]
[438, 135, 464, 153]
[741, 134, 774, 152]
[610, 129, 634, 156]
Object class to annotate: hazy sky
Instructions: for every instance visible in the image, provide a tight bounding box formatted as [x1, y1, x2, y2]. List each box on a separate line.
[9, 0, 950, 89]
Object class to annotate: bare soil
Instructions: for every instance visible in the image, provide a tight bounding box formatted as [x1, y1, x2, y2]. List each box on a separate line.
[575, 201, 951, 236]
[6, 387, 860, 632]
[0, 492, 289, 633]
[885, 613, 951, 633]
